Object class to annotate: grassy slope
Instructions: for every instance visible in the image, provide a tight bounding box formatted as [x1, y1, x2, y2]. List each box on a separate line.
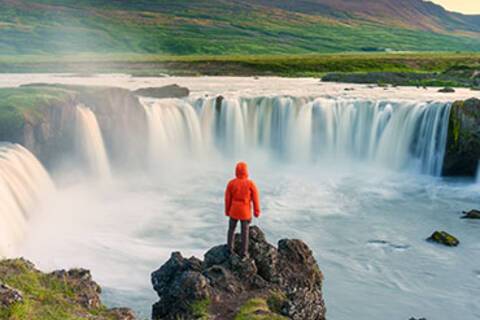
[0, 0, 480, 55]
[0, 52, 479, 77]
[0, 259, 117, 320]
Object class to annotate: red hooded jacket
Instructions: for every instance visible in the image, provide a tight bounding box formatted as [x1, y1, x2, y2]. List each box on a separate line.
[225, 162, 261, 221]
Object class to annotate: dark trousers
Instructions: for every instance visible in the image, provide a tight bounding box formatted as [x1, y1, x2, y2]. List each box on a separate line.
[227, 218, 250, 257]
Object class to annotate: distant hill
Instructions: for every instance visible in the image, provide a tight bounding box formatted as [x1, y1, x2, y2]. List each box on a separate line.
[1, 0, 480, 55]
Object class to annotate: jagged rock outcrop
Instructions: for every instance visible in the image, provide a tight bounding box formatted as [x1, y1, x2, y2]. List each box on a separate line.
[134, 84, 190, 98]
[151, 226, 326, 320]
[0, 258, 135, 319]
[443, 98, 480, 176]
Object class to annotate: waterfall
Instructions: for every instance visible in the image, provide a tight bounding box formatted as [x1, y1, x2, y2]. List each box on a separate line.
[142, 98, 204, 164]
[75, 105, 111, 179]
[476, 161, 480, 183]
[142, 96, 452, 176]
[0, 143, 55, 257]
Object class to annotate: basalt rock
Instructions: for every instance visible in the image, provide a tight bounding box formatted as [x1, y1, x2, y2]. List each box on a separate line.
[443, 98, 480, 176]
[151, 226, 326, 320]
[462, 209, 480, 219]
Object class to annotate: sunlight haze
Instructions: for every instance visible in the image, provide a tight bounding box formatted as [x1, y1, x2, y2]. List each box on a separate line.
[431, 0, 480, 14]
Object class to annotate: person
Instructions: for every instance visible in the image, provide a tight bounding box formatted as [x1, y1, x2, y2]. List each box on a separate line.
[225, 162, 260, 258]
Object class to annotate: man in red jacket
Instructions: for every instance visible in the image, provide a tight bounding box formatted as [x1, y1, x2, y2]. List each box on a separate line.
[225, 162, 261, 258]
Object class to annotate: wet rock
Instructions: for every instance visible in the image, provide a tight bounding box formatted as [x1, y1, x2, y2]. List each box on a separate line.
[215, 95, 224, 113]
[0, 283, 23, 307]
[427, 231, 459, 247]
[438, 87, 455, 93]
[443, 98, 480, 176]
[151, 226, 326, 320]
[462, 209, 480, 219]
[133, 84, 190, 98]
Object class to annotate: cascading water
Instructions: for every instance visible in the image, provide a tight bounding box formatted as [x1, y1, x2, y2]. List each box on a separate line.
[476, 161, 480, 183]
[142, 98, 204, 163]
[0, 143, 55, 257]
[75, 105, 111, 179]
[142, 96, 452, 176]
[8, 76, 478, 320]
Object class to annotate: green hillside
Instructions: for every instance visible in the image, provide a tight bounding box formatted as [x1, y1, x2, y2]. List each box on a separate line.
[1, 0, 480, 55]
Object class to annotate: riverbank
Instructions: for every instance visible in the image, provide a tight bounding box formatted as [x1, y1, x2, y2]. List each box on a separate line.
[0, 52, 479, 79]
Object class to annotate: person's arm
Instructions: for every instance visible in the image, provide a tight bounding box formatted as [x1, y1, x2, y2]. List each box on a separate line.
[250, 181, 261, 218]
[225, 181, 232, 216]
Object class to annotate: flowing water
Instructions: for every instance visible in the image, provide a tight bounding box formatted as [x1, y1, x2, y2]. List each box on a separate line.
[477, 162, 480, 184]
[75, 105, 111, 180]
[0, 143, 54, 257]
[0, 76, 478, 320]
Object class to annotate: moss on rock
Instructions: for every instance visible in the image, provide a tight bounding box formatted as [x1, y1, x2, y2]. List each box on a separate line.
[189, 299, 211, 319]
[427, 231, 460, 247]
[0, 258, 135, 320]
[234, 298, 287, 320]
[443, 98, 480, 176]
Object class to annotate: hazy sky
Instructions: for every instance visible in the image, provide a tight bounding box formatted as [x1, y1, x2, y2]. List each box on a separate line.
[431, 0, 480, 14]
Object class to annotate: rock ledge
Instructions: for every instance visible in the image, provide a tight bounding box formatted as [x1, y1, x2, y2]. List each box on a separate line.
[151, 226, 326, 320]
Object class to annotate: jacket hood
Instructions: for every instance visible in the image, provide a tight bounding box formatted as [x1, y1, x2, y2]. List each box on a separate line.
[235, 162, 249, 179]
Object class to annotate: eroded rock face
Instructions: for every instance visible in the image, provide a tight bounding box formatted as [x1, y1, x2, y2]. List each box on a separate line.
[151, 226, 326, 320]
[443, 98, 480, 176]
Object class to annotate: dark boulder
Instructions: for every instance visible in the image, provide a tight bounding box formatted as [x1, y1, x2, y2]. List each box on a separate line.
[151, 226, 326, 320]
[438, 87, 455, 93]
[133, 84, 190, 98]
[462, 209, 480, 219]
[443, 98, 480, 176]
[427, 231, 459, 247]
